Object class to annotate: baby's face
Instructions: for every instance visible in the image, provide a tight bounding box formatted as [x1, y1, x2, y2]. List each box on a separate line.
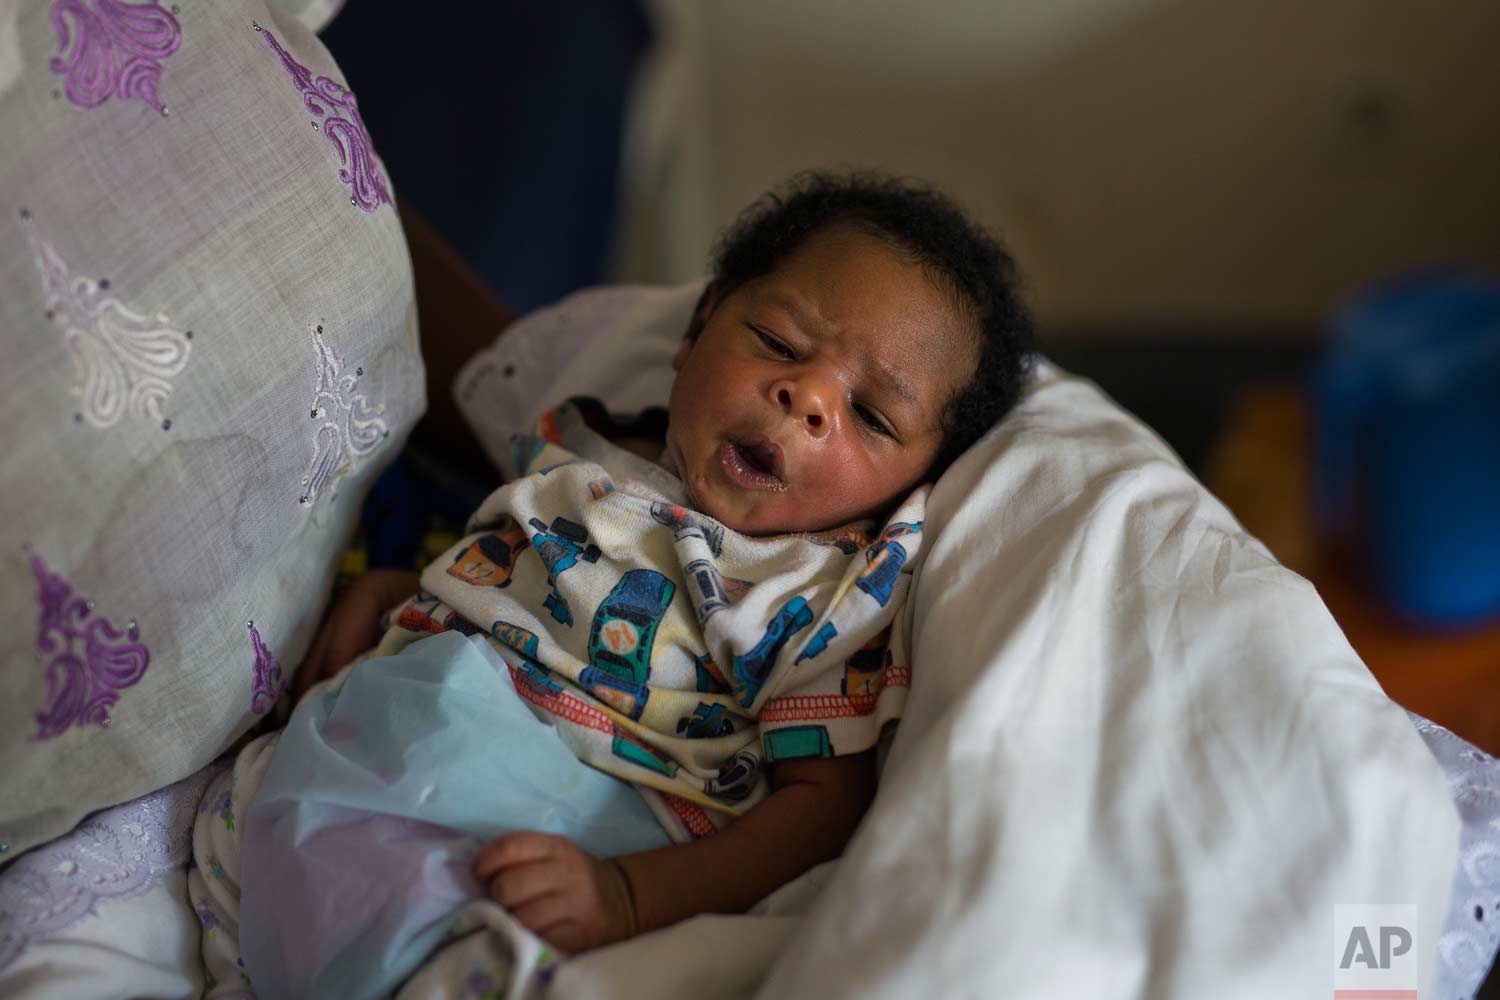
[665, 226, 978, 535]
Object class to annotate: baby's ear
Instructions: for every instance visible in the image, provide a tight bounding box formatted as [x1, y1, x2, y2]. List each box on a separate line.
[675, 282, 721, 371]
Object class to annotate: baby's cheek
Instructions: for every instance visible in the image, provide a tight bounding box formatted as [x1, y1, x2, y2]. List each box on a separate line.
[798, 454, 872, 514]
[835, 450, 923, 514]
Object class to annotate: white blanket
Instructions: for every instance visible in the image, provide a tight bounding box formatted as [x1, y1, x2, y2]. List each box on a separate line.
[757, 362, 1458, 998]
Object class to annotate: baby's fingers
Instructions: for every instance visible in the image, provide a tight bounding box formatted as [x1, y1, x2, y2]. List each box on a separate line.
[473, 832, 566, 881]
[509, 894, 578, 943]
[485, 859, 565, 911]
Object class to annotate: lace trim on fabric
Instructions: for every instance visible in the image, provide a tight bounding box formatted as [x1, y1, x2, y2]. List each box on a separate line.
[0, 766, 220, 971]
[1409, 712, 1500, 999]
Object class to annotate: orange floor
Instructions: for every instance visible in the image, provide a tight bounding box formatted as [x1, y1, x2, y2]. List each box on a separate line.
[1311, 563, 1500, 755]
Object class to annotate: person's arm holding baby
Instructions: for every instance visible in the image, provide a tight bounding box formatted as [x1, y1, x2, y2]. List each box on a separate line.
[472, 751, 876, 952]
[293, 568, 420, 699]
[296, 200, 511, 697]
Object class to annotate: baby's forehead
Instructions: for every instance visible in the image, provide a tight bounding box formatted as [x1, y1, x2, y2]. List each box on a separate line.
[867, 322, 978, 413]
[746, 269, 978, 391]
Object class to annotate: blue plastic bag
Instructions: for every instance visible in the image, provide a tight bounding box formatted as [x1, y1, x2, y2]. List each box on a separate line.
[240, 631, 670, 999]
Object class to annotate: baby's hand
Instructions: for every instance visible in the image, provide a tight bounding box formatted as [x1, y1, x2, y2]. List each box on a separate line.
[473, 832, 637, 953]
[293, 569, 419, 700]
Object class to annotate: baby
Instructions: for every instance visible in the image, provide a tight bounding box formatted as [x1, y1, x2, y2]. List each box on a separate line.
[190, 172, 1032, 997]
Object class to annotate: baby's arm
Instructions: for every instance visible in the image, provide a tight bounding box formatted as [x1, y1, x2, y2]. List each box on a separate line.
[618, 752, 877, 927]
[473, 751, 877, 952]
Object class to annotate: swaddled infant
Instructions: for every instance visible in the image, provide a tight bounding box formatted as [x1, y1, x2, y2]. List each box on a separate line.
[188, 171, 1033, 997]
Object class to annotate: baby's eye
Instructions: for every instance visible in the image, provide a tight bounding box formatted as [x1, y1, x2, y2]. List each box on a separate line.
[750, 325, 794, 359]
[854, 403, 893, 437]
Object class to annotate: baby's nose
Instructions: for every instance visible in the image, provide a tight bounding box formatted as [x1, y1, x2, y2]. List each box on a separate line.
[776, 383, 831, 437]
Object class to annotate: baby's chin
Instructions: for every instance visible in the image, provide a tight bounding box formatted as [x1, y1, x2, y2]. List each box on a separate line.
[680, 482, 766, 535]
[682, 482, 757, 535]
[688, 487, 851, 537]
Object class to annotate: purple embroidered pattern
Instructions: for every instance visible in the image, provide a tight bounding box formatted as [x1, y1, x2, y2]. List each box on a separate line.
[258, 26, 392, 212]
[31, 553, 149, 740]
[249, 622, 285, 714]
[48, 0, 182, 115]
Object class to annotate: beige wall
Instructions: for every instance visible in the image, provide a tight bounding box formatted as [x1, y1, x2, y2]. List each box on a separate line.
[615, 0, 1500, 331]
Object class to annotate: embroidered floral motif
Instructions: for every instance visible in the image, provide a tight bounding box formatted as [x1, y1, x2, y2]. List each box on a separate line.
[249, 622, 285, 714]
[300, 323, 387, 507]
[202, 784, 235, 832]
[48, 0, 182, 114]
[30, 553, 149, 740]
[23, 217, 191, 429]
[258, 26, 392, 212]
[0, 766, 217, 972]
[465, 969, 502, 999]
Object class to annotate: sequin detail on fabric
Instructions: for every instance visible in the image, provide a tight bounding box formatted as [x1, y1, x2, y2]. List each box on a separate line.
[257, 26, 392, 212]
[30, 553, 150, 740]
[48, 0, 182, 114]
[0, 767, 218, 972]
[1409, 712, 1500, 1000]
[300, 324, 387, 507]
[23, 217, 191, 429]
[249, 623, 285, 715]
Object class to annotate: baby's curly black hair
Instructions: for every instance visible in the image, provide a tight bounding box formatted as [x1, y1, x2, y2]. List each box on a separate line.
[706, 170, 1035, 479]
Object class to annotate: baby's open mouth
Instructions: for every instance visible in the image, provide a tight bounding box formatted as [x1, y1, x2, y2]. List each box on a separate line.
[720, 436, 787, 491]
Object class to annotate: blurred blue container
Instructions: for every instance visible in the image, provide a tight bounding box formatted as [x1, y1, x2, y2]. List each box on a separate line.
[1313, 273, 1500, 626]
